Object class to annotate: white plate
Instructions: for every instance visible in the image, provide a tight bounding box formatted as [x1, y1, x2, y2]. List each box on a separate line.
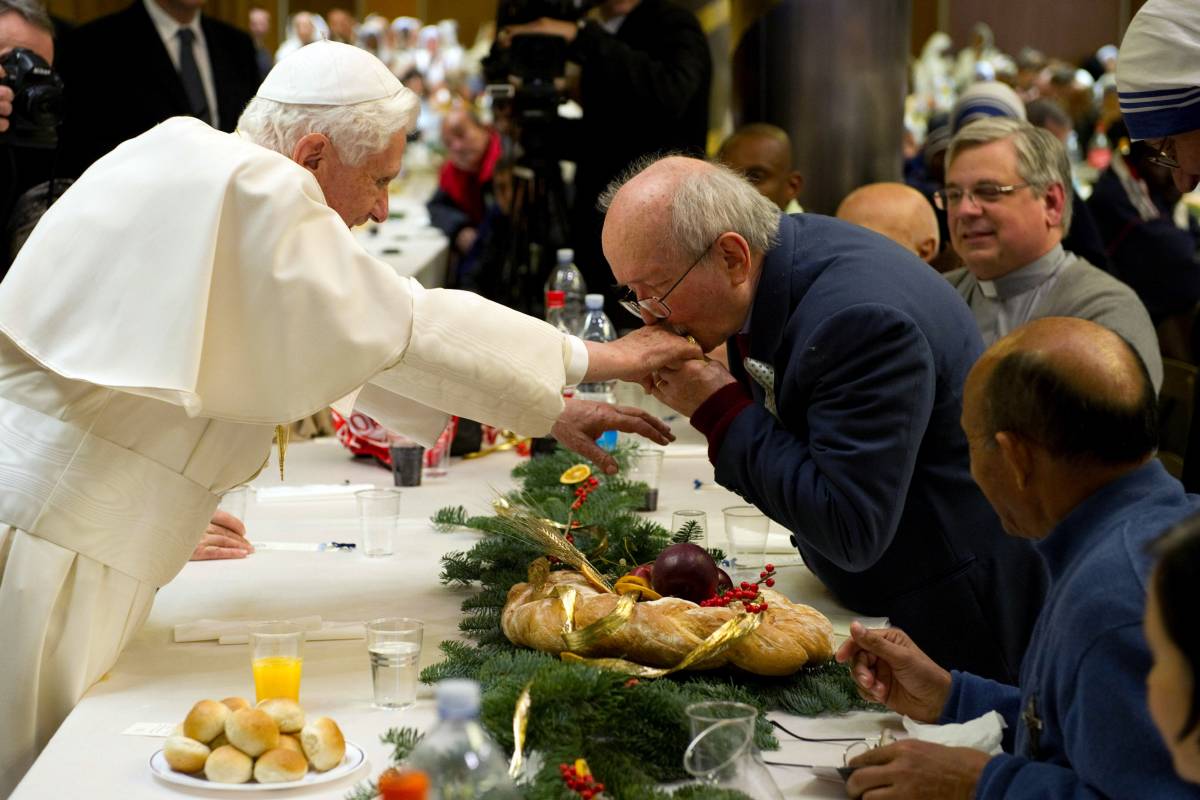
[149, 742, 366, 792]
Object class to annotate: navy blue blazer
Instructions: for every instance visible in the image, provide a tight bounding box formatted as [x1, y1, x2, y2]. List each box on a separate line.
[719, 213, 1048, 682]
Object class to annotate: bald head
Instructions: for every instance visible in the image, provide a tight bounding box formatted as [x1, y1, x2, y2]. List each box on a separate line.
[717, 124, 803, 211]
[836, 183, 940, 263]
[968, 317, 1156, 466]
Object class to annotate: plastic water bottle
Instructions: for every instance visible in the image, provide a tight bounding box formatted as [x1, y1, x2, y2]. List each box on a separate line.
[406, 680, 520, 799]
[576, 293, 618, 450]
[544, 248, 587, 332]
[544, 289, 574, 336]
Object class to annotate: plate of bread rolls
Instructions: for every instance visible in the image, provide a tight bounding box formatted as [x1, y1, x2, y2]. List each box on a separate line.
[149, 697, 365, 790]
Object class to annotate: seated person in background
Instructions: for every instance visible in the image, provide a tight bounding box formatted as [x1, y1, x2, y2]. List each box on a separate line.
[614, 155, 1048, 683]
[952, 80, 1111, 271]
[427, 108, 503, 278]
[940, 117, 1163, 389]
[1147, 516, 1200, 785]
[1088, 119, 1200, 361]
[838, 317, 1200, 799]
[716, 123, 803, 213]
[835, 182, 940, 264]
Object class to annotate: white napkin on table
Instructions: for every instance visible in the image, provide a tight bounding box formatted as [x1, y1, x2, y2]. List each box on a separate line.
[902, 711, 1007, 755]
[218, 621, 366, 645]
[254, 484, 375, 503]
[174, 615, 323, 643]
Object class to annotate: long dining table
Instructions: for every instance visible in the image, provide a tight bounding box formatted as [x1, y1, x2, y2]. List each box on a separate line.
[11, 427, 899, 799]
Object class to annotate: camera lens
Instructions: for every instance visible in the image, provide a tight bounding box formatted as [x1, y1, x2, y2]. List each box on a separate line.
[23, 85, 64, 125]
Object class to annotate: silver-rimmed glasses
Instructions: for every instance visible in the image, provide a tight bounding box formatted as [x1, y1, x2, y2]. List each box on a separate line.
[1146, 137, 1180, 170]
[618, 238, 718, 320]
[933, 183, 1033, 210]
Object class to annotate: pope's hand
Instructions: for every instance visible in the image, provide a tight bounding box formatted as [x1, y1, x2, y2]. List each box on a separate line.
[835, 621, 951, 723]
[551, 398, 674, 474]
[650, 358, 737, 417]
[0, 63, 12, 134]
[190, 509, 254, 561]
[582, 324, 702, 385]
[845, 739, 990, 799]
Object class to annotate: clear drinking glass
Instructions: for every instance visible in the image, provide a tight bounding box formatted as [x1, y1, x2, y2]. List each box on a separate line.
[219, 484, 250, 521]
[722, 506, 770, 575]
[683, 701, 783, 800]
[356, 488, 401, 557]
[367, 618, 424, 710]
[249, 622, 304, 704]
[626, 449, 664, 511]
[672, 509, 708, 546]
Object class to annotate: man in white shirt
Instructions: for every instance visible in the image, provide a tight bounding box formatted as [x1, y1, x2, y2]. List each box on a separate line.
[940, 117, 1162, 389]
[0, 42, 697, 794]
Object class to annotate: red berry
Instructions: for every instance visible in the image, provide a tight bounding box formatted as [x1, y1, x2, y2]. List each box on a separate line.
[765, 563, 774, 571]
[765, 578, 775, 587]
[740, 581, 751, 589]
[760, 601, 769, 609]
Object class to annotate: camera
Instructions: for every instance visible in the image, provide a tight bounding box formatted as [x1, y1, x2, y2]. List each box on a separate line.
[0, 48, 64, 149]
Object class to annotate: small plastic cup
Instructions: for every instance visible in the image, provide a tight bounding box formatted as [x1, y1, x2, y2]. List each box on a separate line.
[627, 450, 664, 511]
[356, 488, 401, 557]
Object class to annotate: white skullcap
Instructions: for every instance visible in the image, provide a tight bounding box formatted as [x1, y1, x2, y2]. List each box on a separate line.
[257, 40, 401, 106]
[1118, 0, 1200, 140]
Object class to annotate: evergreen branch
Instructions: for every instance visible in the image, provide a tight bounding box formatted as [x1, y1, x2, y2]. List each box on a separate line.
[381, 727, 425, 763]
[431, 505, 470, 531]
[343, 779, 377, 800]
[671, 518, 704, 544]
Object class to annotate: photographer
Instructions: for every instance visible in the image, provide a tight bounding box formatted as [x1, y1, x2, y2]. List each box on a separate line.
[502, 0, 710, 317]
[0, 0, 60, 282]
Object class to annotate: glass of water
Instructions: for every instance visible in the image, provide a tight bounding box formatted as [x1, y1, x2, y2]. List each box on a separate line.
[366, 618, 423, 710]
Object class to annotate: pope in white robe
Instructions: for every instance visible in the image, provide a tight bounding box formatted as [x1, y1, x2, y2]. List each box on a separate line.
[0, 41, 699, 793]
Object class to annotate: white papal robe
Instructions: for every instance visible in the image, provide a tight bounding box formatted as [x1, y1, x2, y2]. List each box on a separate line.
[0, 117, 582, 794]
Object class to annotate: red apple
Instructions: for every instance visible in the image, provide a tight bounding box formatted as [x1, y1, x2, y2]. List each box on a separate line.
[652, 543, 719, 603]
[629, 563, 654, 581]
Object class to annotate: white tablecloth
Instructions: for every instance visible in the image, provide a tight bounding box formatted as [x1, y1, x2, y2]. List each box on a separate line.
[353, 176, 449, 289]
[12, 436, 896, 799]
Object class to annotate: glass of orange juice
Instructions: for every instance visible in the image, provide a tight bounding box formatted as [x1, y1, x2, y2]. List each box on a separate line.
[249, 622, 304, 703]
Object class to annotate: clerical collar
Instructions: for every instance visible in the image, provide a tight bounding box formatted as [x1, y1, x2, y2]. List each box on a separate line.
[976, 245, 1067, 301]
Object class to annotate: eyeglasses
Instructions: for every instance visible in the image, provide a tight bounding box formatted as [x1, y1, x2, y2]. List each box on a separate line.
[618, 238, 717, 320]
[933, 183, 1033, 210]
[1146, 137, 1180, 170]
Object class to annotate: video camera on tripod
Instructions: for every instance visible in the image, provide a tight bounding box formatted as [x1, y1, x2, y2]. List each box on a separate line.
[478, 0, 600, 316]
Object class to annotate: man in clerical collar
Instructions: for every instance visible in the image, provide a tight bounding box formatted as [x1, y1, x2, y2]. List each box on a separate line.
[939, 117, 1163, 389]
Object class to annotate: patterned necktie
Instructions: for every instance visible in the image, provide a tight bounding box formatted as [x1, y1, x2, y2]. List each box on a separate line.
[176, 28, 210, 122]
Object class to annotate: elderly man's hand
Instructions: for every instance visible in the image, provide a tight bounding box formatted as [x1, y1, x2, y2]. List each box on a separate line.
[845, 739, 990, 799]
[583, 324, 702, 385]
[650, 358, 737, 417]
[551, 398, 674, 474]
[835, 621, 952, 723]
[190, 509, 254, 561]
[501, 17, 579, 44]
[0, 63, 12, 134]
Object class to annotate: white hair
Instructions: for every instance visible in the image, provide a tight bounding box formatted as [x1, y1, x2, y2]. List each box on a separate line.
[599, 154, 781, 260]
[237, 90, 420, 167]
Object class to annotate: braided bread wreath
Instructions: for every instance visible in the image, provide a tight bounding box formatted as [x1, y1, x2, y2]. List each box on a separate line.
[501, 569, 835, 676]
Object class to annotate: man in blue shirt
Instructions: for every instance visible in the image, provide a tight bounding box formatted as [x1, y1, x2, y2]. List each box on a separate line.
[837, 316, 1200, 798]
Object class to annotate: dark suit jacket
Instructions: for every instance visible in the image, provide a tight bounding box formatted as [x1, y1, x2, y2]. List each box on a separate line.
[715, 213, 1048, 682]
[56, 1, 260, 176]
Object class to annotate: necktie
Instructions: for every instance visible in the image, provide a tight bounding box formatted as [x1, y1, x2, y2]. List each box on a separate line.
[176, 28, 210, 123]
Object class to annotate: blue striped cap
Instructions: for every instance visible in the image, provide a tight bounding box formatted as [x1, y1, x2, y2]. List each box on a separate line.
[1117, 0, 1200, 140]
[951, 81, 1026, 133]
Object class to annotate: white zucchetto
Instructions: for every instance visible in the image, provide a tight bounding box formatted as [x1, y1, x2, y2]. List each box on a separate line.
[257, 40, 402, 106]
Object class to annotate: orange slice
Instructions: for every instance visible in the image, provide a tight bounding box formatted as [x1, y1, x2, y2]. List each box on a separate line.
[559, 464, 593, 484]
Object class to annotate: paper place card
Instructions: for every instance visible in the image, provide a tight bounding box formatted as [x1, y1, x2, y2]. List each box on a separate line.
[122, 722, 176, 737]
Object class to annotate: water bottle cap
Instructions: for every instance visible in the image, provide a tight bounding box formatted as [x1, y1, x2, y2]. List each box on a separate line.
[435, 679, 481, 720]
[546, 290, 566, 307]
[584, 293, 605, 309]
[556, 248, 574, 264]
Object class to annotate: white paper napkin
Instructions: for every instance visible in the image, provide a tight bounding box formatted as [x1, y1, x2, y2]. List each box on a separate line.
[902, 711, 1007, 755]
[217, 621, 366, 645]
[254, 484, 375, 503]
[173, 615, 323, 643]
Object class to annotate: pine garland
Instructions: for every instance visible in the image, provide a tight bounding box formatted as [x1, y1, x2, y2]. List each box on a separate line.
[364, 445, 873, 799]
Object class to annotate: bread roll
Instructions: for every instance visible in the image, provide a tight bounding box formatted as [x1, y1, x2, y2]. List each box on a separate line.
[256, 698, 305, 733]
[209, 732, 229, 749]
[221, 696, 251, 712]
[501, 570, 835, 676]
[253, 747, 309, 783]
[204, 745, 252, 784]
[163, 736, 209, 773]
[182, 699, 229, 743]
[277, 733, 306, 763]
[224, 708, 279, 757]
[300, 717, 345, 772]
